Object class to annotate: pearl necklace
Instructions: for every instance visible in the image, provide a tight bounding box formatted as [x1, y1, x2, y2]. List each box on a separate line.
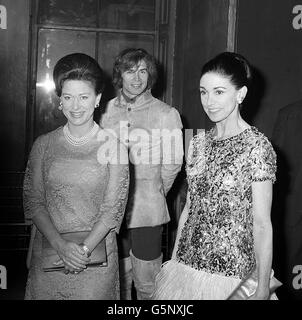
[63, 122, 99, 147]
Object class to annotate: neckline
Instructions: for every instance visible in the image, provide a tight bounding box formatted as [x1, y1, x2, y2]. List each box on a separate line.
[210, 126, 253, 143]
[121, 89, 147, 104]
[116, 89, 153, 109]
[63, 122, 99, 147]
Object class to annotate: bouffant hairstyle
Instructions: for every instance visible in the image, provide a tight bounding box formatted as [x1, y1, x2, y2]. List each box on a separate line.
[201, 51, 252, 89]
[53, 53, 104, 97]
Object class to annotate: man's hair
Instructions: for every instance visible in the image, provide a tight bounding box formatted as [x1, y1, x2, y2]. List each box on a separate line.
[112, 48, 158, 89]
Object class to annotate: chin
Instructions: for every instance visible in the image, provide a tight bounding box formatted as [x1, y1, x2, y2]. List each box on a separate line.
[131, 90, 144, 96]
[206, 115, 220, 123]
[68, 118, 86, 126]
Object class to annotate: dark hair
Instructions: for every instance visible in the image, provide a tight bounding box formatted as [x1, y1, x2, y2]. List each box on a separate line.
[53, 53, 104, 97]
[200, 52, 252, 89]
[112, 48, 157, 89]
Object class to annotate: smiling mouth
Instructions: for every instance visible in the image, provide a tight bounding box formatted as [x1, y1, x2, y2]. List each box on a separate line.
[131, 84, 142, 89]
[208, 109, 220, 113]
[70, 112, 85, 118]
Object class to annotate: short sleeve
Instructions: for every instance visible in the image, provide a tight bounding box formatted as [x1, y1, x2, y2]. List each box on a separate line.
[250, 137, 277, 183]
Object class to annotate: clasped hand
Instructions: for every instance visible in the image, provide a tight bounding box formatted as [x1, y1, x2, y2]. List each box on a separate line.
[54, 240, 91, 274]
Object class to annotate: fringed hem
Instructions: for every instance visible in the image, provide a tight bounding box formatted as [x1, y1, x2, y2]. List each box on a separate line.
[152, 259, 279, 300]
[152, 259, 240, 300]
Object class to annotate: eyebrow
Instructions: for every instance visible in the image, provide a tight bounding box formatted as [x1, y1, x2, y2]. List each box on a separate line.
[62, 92, 91, 95]
[128, 66, 147, 71]
[199, 86, 227, 90]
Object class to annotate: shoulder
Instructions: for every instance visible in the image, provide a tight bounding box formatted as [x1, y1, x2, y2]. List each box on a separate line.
[248, 127, 273, 149]
[100, 97, 123, 127]
[278, 100, 302, 118]
[28, 127, 62, 158]
[103, 97, 119, 114]
[247, 128, 277, 181]
[151, 97, 178, 115]
[248, 127, 276, 161]
[32, 127, 61, 148]
[150, 98, 182, 128]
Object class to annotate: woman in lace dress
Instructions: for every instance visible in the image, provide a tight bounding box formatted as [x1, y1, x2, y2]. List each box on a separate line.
[23, 53, 129, 299]
[153, 52, 278, 300]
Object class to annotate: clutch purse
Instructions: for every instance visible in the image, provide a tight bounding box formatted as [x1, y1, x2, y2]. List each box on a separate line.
[228, 267, 282, 300]
[42, 231, 107, 272]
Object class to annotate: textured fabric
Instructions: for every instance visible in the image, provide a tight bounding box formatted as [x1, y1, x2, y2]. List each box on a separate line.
[177, 127, 276, 279]
[23, 127, 129, 300]
[152, 259, 278, 300]
[153, 126, 277, 300]
[100, 90, 183, 228]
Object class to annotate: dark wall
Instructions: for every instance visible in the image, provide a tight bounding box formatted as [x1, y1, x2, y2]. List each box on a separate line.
[173, 0, 230, 131]
[236, 0, 302, 138]
[0, 0, 30, 171]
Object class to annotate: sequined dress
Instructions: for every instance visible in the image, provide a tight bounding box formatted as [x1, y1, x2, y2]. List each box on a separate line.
[23, 127, 129, 300]
[153, 127, 277, 299]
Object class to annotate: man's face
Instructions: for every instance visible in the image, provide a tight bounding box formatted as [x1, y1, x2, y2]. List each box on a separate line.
[121, 60, 149, 99]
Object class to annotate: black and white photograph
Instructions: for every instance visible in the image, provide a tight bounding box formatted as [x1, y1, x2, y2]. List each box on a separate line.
[0, 0, 302, 309]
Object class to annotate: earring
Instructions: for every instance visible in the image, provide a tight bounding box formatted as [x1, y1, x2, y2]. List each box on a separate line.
[58, 101, 63, 110]
[95, 103, 100, 108]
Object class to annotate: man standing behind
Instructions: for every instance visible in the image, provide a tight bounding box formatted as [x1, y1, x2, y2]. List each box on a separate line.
[100, 48, 183, 300]
[272, 100, 302, 300]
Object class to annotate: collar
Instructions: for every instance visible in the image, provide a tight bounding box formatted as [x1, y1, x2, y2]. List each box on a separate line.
[114, 89, 153, 109]
[120, 89, 146, 104]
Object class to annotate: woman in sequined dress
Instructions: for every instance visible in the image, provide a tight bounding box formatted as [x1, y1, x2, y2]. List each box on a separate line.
[23, 53, 129, 299]
[152, 52, 279, 300]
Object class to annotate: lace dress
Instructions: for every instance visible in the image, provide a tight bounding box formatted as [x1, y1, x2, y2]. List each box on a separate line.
[23, 127, 129, 300]
[153, 127, 277, 300]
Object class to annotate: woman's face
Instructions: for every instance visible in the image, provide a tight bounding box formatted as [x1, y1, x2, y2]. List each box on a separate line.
[121, 59, 149, 98]
[199, 72, 246, 124]
[60, 80, 101, 128]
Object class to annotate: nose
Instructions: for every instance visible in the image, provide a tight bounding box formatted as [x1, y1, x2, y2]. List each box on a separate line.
[133, 71, 140, 81]
[71, 97, 81, 110]
[204, 93, 215, 106]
